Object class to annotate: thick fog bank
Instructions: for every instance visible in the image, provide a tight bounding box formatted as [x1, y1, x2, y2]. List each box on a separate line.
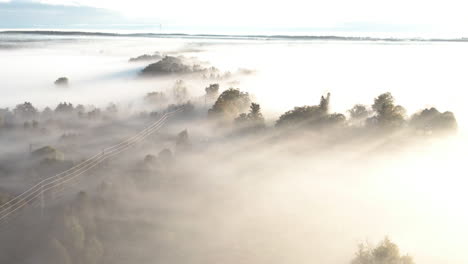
[0, 34, 467, 264]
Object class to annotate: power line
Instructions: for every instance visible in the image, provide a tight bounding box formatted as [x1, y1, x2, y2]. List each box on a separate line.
[0, 108, 182, 224]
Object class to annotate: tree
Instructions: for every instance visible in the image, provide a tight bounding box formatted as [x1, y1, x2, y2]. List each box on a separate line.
[158, 149, 173, 165]
[141, 56, 192, 76]
[351, 237, 415, 264]
[410, 107, 457, 133]
[276, 93, 345, 128]
[349, 104, 371, 121]
[205, 84, 220, 101]
[176, 129, 192, 153]
[87, 109, 101, 119]
[75, 104, 85, 113]
[368, 93, 406, 128]
[248, 103, 264, 121]
[54, 77, 69, 86]
[319, 92, 331, 113]
[14, 102, 37, 119]
[106, 103, 118, 114]
[235, 103, 266, 130]
[42, 107, 54, 118]
[55, 102, 74, 114]
[208, 88, 251, 120]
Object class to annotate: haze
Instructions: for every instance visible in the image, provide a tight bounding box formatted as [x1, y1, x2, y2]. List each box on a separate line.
[0, 32, 466, 264]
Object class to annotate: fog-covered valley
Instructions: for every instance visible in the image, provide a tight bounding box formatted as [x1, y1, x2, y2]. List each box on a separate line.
[0, 33, 467, 264]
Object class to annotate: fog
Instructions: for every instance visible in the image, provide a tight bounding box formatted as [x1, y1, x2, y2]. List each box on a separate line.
[0, 33, 467, 264]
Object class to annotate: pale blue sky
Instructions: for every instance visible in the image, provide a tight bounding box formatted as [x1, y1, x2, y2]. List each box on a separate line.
[0, 0, 466, 36]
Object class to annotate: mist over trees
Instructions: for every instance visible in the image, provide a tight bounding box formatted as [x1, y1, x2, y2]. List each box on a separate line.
[141, 56, 193, 76]
[129, 52, 162, 62]
[352, 237, 415, 264]
[0, 81, 459, 264]
[276, 93, 346, 128]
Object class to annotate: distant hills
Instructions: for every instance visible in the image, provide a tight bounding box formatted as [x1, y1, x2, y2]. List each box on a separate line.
[1, 30, 468, 43]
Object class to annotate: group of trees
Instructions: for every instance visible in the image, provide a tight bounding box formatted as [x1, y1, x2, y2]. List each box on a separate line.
[129, 52, 162, 62]
[140, 56, 195, 76]
[205, 87, 457, 135]
[0, 101, 123, 130]
[276, 93, 346, 128]
[235, 103, 266, 131]
[139, 56, 230, 80]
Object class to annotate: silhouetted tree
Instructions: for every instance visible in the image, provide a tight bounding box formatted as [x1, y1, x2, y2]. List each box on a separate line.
[75, 104, 85, 113]
[208, 88, 251, 120]
[349, 104, 371, 120]
[205, 84, 220, 101]
[129, 52, 162, 62]
[368, 93, 406, 128]
[410, 107, 457, 133]
[54, 77, 69, 87]
[14, 102, 37, 119]
[55, 102, 74, 114]
[141, 56, 192, 76]
[42, 107, 53, 118]
[319, 92, 331, 113]
[235, 103, 266, 131]
[276, 93, 345, 128]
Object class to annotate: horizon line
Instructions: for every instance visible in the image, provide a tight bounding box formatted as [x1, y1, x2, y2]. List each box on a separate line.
[1, 29, 468, 42]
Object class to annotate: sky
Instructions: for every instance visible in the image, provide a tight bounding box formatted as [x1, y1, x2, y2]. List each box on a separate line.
[1, 0, 468, 36]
